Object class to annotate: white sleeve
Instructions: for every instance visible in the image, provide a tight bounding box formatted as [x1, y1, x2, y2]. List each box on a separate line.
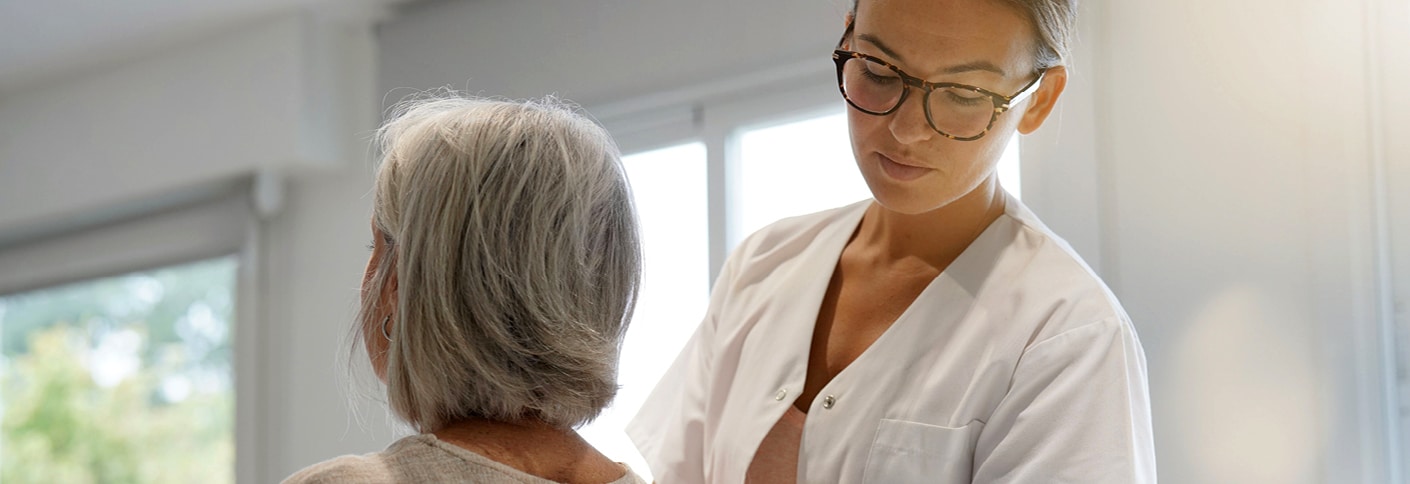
[971, 318, 1158, 483]
[625, 251, 743, 484]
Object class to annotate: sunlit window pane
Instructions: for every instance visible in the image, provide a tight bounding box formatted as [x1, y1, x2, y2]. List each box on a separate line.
[0, 256, 237, 484]
[578, 143, 710, 481]
[734, 112, 872, 243]
[997, 135, 1022, 201]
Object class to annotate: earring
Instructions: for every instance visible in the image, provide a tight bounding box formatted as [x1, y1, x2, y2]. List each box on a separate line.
[381, 316, 393, 341]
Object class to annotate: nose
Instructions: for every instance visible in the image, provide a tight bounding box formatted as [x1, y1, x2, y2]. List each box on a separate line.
[887, 92, 937, 145]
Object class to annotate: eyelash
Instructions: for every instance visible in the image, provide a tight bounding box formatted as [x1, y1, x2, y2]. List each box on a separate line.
[946, 91, 986, 106]
[863, 69, 899, 84]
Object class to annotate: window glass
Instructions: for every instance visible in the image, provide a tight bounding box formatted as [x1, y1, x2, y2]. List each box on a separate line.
[578, 143, 710, 480]
[997, 135, 1022, 201]
[734, 111, 872, 241]
[0, 256, 237, 484]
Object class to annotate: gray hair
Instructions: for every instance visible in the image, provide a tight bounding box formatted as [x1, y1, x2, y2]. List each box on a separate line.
[359, 95, 641, 431]
[847, 0, 1078, 69]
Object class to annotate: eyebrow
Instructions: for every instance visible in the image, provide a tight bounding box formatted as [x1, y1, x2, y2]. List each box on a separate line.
[857, 33, 1008, 77]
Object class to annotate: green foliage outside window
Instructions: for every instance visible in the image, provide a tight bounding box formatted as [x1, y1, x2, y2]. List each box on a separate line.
[0, 256, 237, 484]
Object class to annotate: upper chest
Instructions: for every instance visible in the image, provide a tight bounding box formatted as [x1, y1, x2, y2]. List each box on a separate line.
[806, 259, 942, 391]
[712, 207, 1048, 414]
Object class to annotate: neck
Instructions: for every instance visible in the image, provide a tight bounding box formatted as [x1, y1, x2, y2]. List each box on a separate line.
[854, 176, 1007, 270]
[432, 417, 623, 483]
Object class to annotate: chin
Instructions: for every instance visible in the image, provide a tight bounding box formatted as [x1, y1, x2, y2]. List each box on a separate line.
[862, 182, 952, 216]
[871, 190, 965, 215]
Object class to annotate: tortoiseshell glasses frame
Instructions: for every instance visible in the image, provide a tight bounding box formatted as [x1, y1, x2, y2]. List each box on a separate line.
[832, 49, 1047, 141]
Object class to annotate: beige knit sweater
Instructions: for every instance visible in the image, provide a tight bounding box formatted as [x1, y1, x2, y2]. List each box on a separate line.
[284, 434, 648, 484]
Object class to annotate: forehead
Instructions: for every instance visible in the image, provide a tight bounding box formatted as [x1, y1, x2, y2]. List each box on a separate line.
[853, 0, 1036, 77]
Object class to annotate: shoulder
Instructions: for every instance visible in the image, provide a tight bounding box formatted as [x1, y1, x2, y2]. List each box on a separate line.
[721, 200, 868, 283]
[736, 200, 868, 255]
[612, 468, 652, 484]
[282, 454, 391, 484]
[281, 435, 466, 484]
[983, 201, 1135, 347]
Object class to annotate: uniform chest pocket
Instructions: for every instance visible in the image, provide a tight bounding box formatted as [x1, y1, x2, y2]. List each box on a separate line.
[861, 419, 983, 484]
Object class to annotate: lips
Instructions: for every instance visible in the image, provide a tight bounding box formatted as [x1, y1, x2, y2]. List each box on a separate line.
[877, 152, 932, 181]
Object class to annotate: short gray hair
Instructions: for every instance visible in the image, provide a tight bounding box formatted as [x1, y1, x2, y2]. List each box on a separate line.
[359, 95, 641, 431]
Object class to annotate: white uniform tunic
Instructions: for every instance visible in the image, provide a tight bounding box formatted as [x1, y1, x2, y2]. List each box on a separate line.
[627, 197, 1156, 484]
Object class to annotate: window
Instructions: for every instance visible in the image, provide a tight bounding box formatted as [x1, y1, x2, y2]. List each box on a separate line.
[733, 111, 872, 240]
[0, 256, 238, 484]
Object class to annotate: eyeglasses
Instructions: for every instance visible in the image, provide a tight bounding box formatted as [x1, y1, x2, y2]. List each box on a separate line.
[832, 49, 1046, 141]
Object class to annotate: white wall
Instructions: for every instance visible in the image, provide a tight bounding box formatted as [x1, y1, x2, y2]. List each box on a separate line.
[1380, 0, 1410, 470]
[0, 13, 357, 245]
[378, 0, 850, 108]
[1093, 0, 1403, 481]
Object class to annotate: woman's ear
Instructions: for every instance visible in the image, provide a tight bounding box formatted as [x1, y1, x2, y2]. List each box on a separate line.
[1017, 65, 1068, 135]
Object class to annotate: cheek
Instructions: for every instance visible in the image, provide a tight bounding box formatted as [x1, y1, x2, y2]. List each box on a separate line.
[359, 308, 389, 376]
[361, 254, 376, 288]
[978, 123, 1019, 165]
[947, 115, 1024, 176]
[846, 109, 887, 156]
[360, 252, 382, 311]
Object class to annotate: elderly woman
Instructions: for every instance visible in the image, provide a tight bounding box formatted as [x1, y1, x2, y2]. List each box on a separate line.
[286, 97, 647, 484]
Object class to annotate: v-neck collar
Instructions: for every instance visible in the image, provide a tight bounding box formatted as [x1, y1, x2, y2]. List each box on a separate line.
[782, 197, 1021, 411]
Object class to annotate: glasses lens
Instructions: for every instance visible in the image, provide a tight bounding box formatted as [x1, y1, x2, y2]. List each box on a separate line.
[927, 87, 995, 139]
[840, 56, 903, 114]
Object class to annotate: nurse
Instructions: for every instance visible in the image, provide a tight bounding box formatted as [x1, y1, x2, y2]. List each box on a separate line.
[627, 0, 1155, 482]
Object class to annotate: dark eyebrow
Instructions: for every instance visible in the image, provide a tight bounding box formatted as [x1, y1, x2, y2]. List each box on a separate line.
[857, 33, 1008, 77]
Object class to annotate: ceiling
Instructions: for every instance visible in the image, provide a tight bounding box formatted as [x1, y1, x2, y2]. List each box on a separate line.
[0, 0, 415, 96]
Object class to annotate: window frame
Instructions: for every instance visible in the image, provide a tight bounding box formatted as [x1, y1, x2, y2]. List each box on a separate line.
[597, 58, 845, 284]
[0, 183, 264, 483]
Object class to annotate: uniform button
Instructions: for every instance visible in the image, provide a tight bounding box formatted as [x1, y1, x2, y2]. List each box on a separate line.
[774, 388, 788, 401]
[822, 395, 836, 409]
